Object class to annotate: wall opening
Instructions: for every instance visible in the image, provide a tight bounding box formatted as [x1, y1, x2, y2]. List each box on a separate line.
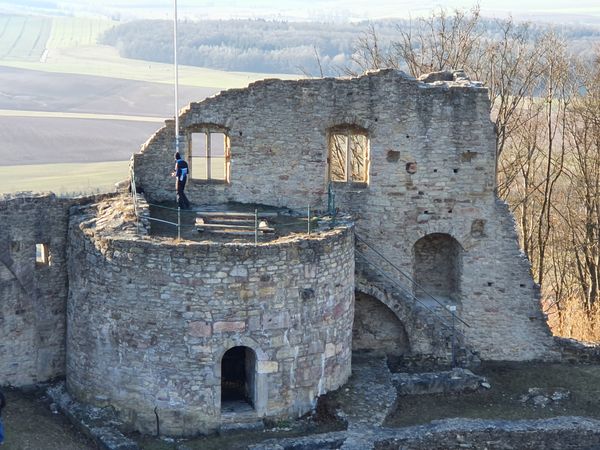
[413, 233, 463, 301]
[36, 243, 49, 265]
[352, 291, 409, 357]
[221, 346, 256, 411]
[188, 129, 230, 182]
[328, 125, 369, 184]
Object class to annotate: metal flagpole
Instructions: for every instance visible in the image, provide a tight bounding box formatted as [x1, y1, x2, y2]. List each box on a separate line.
[173, 0, 180, 153]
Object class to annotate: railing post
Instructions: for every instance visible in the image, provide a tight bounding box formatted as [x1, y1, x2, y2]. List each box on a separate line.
[177, 207, 181, 240]
[448, 305, 457, 367]
[327, 182, 336, 216]
[307, 204, 311, 235]
[254, 209, 258, 247]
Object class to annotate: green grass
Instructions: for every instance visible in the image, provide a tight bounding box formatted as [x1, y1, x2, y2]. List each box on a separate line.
[46, 16, 115, 49]
[0, 15, 51, 60]
[0, 160, 130, 195]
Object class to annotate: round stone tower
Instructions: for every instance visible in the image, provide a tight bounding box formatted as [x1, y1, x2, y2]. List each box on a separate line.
[66, 198, 354, 436]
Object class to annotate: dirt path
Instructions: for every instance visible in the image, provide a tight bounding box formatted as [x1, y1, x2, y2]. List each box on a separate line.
[1, 389, 95, 450]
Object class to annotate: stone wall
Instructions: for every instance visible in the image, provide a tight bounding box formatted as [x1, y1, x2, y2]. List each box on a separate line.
[132, 69, 556, 361]
[66, 198, 354, 436]
[0, 194, 88, 386]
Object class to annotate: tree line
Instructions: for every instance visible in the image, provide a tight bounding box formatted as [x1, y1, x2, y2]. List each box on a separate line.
[100, 16, 600, 76]
[349, 5, 600, 342]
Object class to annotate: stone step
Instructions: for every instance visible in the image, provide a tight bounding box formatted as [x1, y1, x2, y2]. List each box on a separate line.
[196, 222, 274, 232]
[197, 211, 278, 219]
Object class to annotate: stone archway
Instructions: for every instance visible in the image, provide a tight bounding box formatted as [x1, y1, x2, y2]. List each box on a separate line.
[221, 346, 257, 410]
[352, 291, 410, 357]
[413, 233, 463, 301]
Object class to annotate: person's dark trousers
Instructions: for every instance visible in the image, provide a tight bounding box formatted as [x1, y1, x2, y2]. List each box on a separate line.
[177, 178, 191, 209]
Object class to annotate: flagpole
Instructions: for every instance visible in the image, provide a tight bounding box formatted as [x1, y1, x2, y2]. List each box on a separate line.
[173, 0, 180, 153]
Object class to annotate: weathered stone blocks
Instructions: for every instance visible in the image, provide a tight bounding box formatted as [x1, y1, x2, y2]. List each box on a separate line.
[65, 201, 354, 436]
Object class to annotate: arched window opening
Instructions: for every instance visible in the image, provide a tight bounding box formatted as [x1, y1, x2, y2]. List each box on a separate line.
[221, 346, 256, 411]
[352, 291, 410, 358]
[413, 233, 463, 302]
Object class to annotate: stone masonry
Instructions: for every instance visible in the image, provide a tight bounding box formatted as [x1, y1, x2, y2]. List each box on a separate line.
[0, 69, 561, 437]
[134, 69, 557, 361]
[66, 197, 354, 436]
[0, 193, 97, 386]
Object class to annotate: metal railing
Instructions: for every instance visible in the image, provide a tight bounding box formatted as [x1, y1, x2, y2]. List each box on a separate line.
[355, 234, 470, 366]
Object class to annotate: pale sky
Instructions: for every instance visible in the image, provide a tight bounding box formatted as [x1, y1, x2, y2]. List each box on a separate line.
[7, 0, 600, 24]
[146, 0, 600, 24]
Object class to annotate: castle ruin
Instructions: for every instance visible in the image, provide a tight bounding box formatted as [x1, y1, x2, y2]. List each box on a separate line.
[0, 69, 558, 436]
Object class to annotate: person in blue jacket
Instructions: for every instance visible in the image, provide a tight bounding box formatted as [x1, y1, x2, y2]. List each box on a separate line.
[172, 152, 191, 209]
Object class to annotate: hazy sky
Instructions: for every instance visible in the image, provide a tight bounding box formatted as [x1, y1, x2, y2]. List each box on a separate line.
[111, 0, 600, 21]
[6, 0, 599, 23]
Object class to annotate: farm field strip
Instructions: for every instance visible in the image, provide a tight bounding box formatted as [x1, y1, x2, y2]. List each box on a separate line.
[46, 17, 115, 49]
[0, 108, 165, 122]
[0, 160, 129, 195]
[2, 45, 297, 88]
[0, 15, 51, 61]
[0, 116, 157, 165]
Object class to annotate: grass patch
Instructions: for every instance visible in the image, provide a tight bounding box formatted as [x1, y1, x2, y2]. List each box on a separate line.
[0, 15, 51, 61]
[46, 16, 115, 49]
[385, 361, 600, 427]
[0, 160, 129, 195]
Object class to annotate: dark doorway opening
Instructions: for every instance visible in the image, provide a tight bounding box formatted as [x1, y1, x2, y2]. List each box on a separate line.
[221, 346, 256, 409]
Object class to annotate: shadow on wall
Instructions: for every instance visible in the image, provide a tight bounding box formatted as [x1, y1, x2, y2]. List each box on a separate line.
[352, 291, 410, 357]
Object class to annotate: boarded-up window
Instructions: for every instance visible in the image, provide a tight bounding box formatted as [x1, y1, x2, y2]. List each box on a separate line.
[329, 129, 369, 183]
[190, 131, 230, 182]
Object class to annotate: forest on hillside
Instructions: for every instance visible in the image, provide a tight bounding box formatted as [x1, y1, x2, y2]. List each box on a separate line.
[99, 16, 600, 76]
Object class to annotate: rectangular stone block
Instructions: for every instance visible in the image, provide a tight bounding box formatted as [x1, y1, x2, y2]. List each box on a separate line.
[188, 322, 212, 337]
[213, 321, 246, 333]
[257, 361, 279, 373]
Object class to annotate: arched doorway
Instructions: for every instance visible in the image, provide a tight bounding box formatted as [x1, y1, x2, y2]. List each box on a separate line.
[352, 291, 410, 357]
[221, 346, 256, 410]
[413, 233, 463, 301]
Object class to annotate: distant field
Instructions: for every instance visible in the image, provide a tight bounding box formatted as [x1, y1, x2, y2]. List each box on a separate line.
[0, 65, 218, 116]
[0, 13, 293, 194]
[46, 17, 115, 49]
[0, 15, 51, 60]
[0, 160, 129, 194]
[0, 14, 296, 88]
[0, 115, 158, 165]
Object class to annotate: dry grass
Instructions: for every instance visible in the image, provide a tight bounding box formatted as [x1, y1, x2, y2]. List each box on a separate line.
[546, 297, 600, 343]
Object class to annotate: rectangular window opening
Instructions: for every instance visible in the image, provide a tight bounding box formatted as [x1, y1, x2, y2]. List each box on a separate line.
[329, 130, 369, 184]
[36, 243, 49, 265]
[190, 131, 230, 182]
